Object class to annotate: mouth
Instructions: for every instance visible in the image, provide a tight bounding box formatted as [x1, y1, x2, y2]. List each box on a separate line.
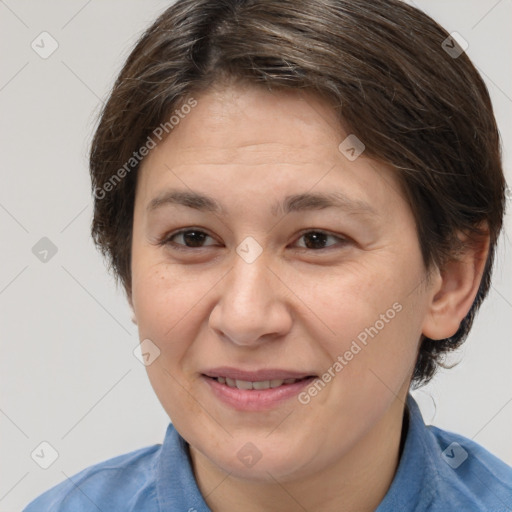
[206, 375, 311, 390]
[201, 368, 317, 411]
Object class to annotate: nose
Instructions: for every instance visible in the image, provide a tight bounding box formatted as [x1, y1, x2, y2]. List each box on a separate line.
[208, 250, 293, 347]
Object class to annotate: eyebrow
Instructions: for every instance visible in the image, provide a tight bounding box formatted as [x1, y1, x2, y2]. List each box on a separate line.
[147, 189, 377, 217]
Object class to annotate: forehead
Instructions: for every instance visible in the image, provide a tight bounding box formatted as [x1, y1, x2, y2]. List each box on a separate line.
[153, 84, 343, 164]
[136, 84, 407, 219]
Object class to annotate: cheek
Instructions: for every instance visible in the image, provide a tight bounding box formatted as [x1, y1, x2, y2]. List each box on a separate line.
[131, 260, 209, 424]
[133, 271, 185, 340]
[308, 260, 426, 378]
[131, 256, 220, 364]
[132, 266, 172, 335]
[297, 262, 396, 337]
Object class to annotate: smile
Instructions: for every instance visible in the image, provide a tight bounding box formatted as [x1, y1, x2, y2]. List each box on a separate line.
[201, 369, 317, 411]
[212, 376, 308, 390]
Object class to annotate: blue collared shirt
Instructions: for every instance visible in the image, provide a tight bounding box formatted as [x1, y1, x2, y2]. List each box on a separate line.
[24, 395, 512, 511]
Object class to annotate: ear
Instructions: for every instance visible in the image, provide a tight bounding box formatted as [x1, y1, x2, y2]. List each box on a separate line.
[422, 226, 490, 340]
[127, 295, 138, 325]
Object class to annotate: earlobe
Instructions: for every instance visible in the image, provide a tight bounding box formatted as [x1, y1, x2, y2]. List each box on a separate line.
[422, 228, 490, 341]
[127, 296, 138, 325]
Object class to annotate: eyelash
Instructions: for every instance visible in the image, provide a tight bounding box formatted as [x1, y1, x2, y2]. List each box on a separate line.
[159, 228, 349, 252]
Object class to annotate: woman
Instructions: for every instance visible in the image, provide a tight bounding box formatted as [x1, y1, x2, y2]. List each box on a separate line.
[24, 0, 512, 510]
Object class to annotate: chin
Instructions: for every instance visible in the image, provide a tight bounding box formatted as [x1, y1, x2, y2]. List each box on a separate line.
[193, 432, 319, 482]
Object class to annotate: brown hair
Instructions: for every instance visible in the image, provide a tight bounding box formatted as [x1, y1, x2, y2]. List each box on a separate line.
[90, 0, 506, 386]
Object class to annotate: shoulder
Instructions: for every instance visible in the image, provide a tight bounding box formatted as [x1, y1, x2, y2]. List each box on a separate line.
[23, 443, 162, 512]
[426, 424, 512, 511]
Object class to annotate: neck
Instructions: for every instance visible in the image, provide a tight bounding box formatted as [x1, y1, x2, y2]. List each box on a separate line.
[189, 393, 409, 512]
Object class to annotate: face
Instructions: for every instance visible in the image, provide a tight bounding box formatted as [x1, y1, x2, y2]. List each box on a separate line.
[130, 83, 436, 483]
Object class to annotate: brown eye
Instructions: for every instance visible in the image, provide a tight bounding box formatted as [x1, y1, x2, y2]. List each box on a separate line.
[165, 229, 216, 248]
[294, 231, 347, 250]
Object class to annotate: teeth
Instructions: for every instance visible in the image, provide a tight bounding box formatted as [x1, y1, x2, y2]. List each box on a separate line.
[235, 379, 253, 390]
[215, 377, 299, 389]
[252, 380, 271, 390]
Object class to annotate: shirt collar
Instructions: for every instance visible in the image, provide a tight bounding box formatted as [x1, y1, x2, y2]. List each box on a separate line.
[376, 393, 438, 511]
[156, 424, 212, 511]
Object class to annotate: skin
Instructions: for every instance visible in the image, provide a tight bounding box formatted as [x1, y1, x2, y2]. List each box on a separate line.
[130, 83, 489, 512]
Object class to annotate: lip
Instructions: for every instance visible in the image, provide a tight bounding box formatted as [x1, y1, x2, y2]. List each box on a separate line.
[201, 367, 317, 411]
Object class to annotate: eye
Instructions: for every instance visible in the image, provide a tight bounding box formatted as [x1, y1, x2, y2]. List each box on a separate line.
[293, 230, 348, 250]
[162, 228, 218, 249]
[160, 228, 348, 252]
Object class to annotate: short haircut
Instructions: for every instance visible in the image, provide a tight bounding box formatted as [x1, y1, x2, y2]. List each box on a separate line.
[89, 0, 506, 386]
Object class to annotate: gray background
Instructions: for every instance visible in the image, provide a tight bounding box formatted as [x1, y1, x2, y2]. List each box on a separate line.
[0, 1, 510, 510]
